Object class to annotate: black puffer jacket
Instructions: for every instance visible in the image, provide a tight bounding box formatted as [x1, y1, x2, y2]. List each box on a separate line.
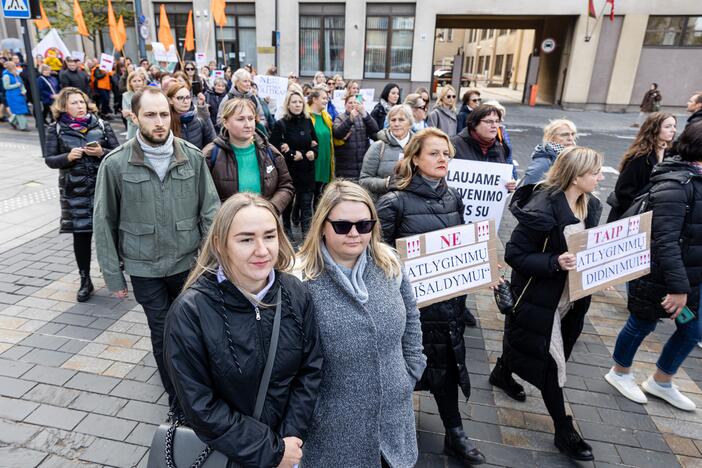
[44, 115, 119, 233]
[628, 160, 702, 321]
[58, 68, 90, 95]
[377, 174, 472, 398]
[269, 115, 318, 192]
[606, 152, 658, 222]
[504, 185, 602, 390]
[178, 112, 216, 150]
[687, 110, 702, 129]
[205, 89, 227, 130]
[332, 111, 379, 179]
[450, 127, 507, 163]
[164, 271, 323, 468]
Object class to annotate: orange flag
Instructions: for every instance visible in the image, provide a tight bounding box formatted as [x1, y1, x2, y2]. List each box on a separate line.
[210, 0, 227, 27]
[34, 1, 51, 30]
[116, 15, 127, 52]
[158, 4, 175, 51]
[107, 0, 118, 49]
[73, 0, 89, 37]
[184, 10, 195, 52]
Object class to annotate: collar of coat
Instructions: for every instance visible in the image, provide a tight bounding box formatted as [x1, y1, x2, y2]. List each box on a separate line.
[127, 135, 187, 167]
[510, 184, 602, 231]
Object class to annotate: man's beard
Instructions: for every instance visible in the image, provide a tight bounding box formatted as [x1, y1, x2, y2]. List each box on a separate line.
[140, 128, 169, 146]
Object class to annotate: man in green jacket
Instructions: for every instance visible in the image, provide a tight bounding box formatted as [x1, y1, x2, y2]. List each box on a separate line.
[93, 87, 220, 405]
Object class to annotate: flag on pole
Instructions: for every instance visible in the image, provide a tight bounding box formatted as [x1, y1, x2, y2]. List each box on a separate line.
[73, 0, 89, 37]
[158, 5, 175, 51]
[34, 2, 51, 30]
[606, 0, 615, 21]
[185, 10, 195, 52]
[587, 0, 597, 19]
[107, 0, 119, 49]
[32, 29, 71, 60]
[210, 0, 227, 27]
[116, 15, 127, 51]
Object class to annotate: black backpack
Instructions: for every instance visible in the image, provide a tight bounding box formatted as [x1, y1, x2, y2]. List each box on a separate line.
[621, 173, 695, 219]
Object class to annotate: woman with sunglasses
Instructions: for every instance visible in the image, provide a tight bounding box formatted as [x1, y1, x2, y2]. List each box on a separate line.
[427, 85, 458, 137]
[297, 180, 425, 468]
[183, 60, 206, 95]
[167, 83, 216, 150]
[456, 89, 481, 133]
[403, 93, 428, 132]
[376, 128, 487, 466]
[164, 193, 323, 468]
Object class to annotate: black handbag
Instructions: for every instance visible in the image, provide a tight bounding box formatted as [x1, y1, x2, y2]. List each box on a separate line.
[493, 277, 515, 315]
[147, 290, 283, 468]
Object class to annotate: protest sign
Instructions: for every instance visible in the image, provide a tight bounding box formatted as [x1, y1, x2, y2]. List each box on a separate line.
[566, 212, 652, 301]
[70, 50, 85, 63]
[32, 29, 70, 63]
[332, 89, 346, 114]
[151, 42, 178, 63]
[396, 220, 499, 307]
[254, 75, 288, 113]
[195, 53, 207, 67]
[99, 53, 114, 72]
[446, 159, 513, 229]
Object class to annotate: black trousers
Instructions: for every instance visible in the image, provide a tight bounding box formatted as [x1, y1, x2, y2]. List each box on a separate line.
[541, 361, 568, 427]
[282, 190, 314, 236]
[130, 270, 189, 407]
[431, 347, 463, 430]
[72, 232, 92, 273]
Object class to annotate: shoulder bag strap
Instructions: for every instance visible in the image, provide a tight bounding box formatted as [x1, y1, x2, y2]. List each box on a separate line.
[253, 289, 282, 420]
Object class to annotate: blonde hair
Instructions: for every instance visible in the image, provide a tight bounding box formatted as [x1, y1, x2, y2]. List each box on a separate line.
[541, 146, 602, 220]
[298, 180, 402, 280]
[220, 97, 257, 123]
[183, 193, 295, 298]
[50, 87, 97, 119]
[394, 128, 454, 190]
[126, 69, 149, 92]
[282, 88, 310, 119]
[543, 119, 577, 144]
[437, 85, 456, 111]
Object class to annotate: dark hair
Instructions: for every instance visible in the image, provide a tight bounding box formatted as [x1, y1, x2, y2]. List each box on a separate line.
[461, 89, 481, 105]
[693, 92, 702, 105]
[380, 83, 400, 103]
[619, 112, 676, 171]
[677, 122, 702, 162]
[651, 83, 658, 89]
[466, 104, 503, 131]
[131, 87, 168, 117]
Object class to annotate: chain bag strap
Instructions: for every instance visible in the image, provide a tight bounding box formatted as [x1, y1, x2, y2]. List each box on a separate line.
[154, 290, 283, 468]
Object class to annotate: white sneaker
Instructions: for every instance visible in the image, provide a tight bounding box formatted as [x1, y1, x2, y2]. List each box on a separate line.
[604, 368, 647, 404]
[641, 376, 696, 411]
[698, 342, 702, 349]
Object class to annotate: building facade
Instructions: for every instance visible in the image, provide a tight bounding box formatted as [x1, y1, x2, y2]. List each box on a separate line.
[2, 0, 701, 109]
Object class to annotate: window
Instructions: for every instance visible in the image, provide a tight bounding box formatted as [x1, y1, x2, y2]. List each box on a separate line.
[211, 3, 256, 69]
[488, 29, 494, 39]
[154, 3, 197, 60]
[644, 16, 702, 46]
[477, 56, 484, 73]
[480, 29, 488, 40]
[364, 4, 415, 79]
[300, 4, 345, 77]
[465, 56, 474, 74]
[494, 54, 504, 76]
[484, 56, 491, 74]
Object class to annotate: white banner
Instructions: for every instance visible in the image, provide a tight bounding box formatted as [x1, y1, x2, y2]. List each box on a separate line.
[32, 29, 70, 62]
[446, 159, 513, 229]
[151, 42, 178, 63]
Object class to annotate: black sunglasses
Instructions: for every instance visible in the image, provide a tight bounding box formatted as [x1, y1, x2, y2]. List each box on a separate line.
[185, 67, 195, 71]
[327, 219, 376, 235]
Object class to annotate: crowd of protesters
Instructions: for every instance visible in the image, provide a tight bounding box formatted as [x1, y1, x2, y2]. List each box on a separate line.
[3, 46, 702, 466]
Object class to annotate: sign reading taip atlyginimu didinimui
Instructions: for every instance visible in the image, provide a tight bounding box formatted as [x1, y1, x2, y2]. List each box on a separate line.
[395, 220, 500, 307]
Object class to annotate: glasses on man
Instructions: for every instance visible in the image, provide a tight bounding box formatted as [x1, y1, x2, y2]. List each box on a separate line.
[326, 219, 377, 235]
[175, 95, 192, 102]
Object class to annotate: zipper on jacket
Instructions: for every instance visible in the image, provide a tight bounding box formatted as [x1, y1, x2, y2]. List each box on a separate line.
[255, 305, 261, 321]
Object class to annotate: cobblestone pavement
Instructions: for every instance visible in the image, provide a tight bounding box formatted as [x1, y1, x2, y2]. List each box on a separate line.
[1, 111, 702, 467]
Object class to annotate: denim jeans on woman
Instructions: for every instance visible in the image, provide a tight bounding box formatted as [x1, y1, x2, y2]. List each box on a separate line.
[613, 284, 702, 375]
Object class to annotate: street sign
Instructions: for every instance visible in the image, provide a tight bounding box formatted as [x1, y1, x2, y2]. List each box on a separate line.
[3, 0, 31, 19]
[541, 38, 556, 54]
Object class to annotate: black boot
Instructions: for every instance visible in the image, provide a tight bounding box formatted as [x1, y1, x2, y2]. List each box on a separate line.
[462, 304, 477, 327]
[489, 357, 526, 402]
[444, 427, 486, 466]
[77, 270, 94, 302]
[554, 416, 594, 462]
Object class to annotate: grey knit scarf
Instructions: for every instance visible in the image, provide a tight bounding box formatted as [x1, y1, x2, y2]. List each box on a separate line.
[321, 243, 369, 304]
[136, 131, 174, 182]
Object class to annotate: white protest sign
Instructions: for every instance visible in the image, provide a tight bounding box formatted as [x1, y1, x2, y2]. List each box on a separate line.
[254, 75, 288, 113]
[195, 53, 207, 68]
[332, 89, 346, 114]
[99, 53, 114, 72]
[151, 42, 178, 63]
[359, 88, 376, 112]
[70, 50, 85, 62]
[446, 159, 513, 229]
[567, 212, 652, 301]
[396, 220, 499, 307]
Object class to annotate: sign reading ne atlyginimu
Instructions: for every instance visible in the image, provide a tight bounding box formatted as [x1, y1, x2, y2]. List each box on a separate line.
[567, 212, 652, 301]
[396, 220, 500, 307]
[446, 159, 513, 229]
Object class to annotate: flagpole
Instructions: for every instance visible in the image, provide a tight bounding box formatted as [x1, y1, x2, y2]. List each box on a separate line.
[220, 24, 227, 67]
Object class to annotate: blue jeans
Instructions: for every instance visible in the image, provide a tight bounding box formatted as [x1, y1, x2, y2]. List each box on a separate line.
[613, 287, 702, 375]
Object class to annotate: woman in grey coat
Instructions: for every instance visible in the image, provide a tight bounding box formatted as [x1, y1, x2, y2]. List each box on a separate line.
[359, 104, 414, 198]
[298, 180, 426, 468]
[427, 84, 458, 137]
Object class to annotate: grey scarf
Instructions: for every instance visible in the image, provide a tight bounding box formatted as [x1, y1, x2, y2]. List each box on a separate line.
[136, 131, 174, 182]
[321, 243, 369, 304]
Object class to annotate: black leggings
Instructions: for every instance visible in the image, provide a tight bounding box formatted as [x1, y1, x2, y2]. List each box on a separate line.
[73, 232, 92, 273]
[432, 349, 463, 430]
[541, 363, 567, 427]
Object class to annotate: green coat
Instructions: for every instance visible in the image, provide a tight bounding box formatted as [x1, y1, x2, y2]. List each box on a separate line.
[93, 137, 220, 291]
